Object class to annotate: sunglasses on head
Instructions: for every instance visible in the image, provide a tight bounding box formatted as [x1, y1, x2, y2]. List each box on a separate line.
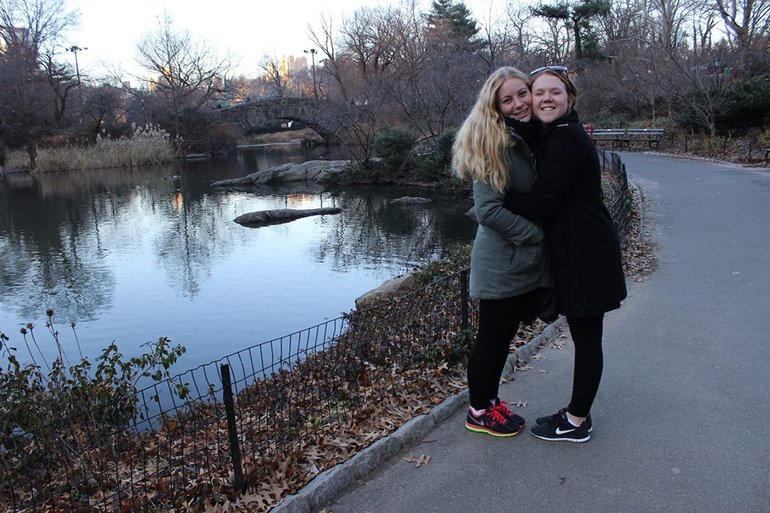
[530, 65, 569, 76]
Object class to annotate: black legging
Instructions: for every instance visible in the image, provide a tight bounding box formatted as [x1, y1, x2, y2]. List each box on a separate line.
[467, 293, 534, 410]
[566, 314, 605, 417]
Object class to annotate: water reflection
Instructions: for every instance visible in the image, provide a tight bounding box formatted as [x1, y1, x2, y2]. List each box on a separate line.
[318, 186, 473, 271]
[0, 147, 475, 369]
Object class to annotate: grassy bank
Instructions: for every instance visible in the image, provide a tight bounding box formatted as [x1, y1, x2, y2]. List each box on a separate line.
[3, 125, 176, 173]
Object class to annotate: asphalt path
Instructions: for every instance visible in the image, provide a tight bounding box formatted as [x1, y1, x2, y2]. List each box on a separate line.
[295, 153, 770, 513]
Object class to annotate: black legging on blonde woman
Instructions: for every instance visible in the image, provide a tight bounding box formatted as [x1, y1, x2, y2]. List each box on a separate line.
[467, 293, 537, 409]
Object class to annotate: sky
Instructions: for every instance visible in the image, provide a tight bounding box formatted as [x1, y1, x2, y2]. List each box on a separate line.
[64, 0, 506, 80]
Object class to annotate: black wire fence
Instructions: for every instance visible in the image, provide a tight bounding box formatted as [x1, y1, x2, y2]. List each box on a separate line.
[601, 150, 634, 245]
[0, 150, 630, 513]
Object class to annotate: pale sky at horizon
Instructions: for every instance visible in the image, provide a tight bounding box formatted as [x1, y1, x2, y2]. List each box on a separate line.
[64, 0, 509, 80]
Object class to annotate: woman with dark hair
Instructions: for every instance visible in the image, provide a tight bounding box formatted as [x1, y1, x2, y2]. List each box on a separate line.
[505, 66, 627, 442]
[452, 66, 551, 437]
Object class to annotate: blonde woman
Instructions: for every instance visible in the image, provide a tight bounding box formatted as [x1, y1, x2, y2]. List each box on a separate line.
[452, 67, 551, 437]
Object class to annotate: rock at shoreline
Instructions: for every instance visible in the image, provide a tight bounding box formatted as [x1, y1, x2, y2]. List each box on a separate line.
[234, 207, 343, 227]
[355, 273, 417, 309]
[211, 160, 352, 187]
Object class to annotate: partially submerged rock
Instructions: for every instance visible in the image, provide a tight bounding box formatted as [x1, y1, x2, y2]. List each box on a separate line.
[211, 160, 352, 187]
[234, 207, 343, 227]
[390, 196, 432, 205]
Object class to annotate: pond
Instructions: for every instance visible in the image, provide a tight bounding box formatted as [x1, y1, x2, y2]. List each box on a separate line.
[0, 144, 477, 373]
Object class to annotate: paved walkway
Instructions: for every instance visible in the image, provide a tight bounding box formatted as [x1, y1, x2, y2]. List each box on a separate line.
[274, 153, 770, 513]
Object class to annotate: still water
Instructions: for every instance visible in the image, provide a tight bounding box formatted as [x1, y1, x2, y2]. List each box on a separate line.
[0, 145, 476, 372]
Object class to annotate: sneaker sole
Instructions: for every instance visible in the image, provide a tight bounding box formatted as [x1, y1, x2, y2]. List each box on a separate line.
[534, 421, 593, 433]
[536, 416, 592, 433]
[530, 431, 591, 443]
[465, 422, 522, 437]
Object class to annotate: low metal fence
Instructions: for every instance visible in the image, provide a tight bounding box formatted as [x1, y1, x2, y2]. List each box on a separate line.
[1, 152, 631, 512]
[600, 150, 633, 245]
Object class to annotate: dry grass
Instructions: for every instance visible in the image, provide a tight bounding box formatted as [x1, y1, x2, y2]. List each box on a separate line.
[238, 128, 324, 146]
[6, 125, 177, 173]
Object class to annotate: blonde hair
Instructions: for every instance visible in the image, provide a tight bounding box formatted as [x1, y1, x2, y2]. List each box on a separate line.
[452, 66, 529, 194]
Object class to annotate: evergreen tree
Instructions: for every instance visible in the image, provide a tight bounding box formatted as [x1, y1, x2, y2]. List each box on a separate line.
[425, 0, 481, 50]
[532, 0, 611, 60]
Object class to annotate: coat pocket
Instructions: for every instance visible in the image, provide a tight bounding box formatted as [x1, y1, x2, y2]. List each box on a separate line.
[510, 243, 544, 274]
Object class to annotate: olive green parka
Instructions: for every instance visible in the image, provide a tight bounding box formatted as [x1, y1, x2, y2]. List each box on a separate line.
[469, 131, 551, 300]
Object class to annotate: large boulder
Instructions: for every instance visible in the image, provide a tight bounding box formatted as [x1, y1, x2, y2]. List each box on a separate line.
[211, 160, 352, 187]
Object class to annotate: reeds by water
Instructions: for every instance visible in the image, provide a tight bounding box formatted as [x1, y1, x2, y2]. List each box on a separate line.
[5, 124, 177, 173]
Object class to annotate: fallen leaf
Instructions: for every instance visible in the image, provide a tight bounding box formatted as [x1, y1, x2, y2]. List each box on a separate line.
[402, 452, 431, 467]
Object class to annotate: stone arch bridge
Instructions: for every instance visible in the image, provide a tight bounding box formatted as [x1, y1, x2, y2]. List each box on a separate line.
[218, 97, 340, 144]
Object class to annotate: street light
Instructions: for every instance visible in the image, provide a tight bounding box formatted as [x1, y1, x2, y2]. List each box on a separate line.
[67, 45, 87, 109]
[303, 48, 318, 100]
[66, 45, 87, 85]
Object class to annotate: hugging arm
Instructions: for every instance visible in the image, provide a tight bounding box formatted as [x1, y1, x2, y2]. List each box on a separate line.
[473, 179, 543, 245]
[503, 130, 578, 221]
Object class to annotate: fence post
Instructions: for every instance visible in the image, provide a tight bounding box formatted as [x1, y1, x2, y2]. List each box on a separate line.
[460, 269, 469, 331]
[221, 364, 245, 492]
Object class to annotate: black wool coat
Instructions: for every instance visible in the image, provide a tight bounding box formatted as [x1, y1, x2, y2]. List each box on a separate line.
[504, 110, 627, 318]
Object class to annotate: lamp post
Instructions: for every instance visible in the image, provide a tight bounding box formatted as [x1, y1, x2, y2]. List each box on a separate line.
[67, 45, 87, 85]
[67, 45, 87, 109]
[303, 48, 318, 100]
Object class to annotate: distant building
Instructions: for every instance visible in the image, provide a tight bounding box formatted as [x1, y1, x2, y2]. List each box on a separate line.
[0, 25, 34, 58]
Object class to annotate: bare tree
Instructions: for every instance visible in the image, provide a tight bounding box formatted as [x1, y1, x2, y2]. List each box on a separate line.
[690, 0, 719, 56]
[0, 0, 77, 61]
[504, 2, 541, 63]
[598, 0, 648, 57]
[531, 12, 574, 63]
[309, 14, 350, 101]
[40, 51, 77, 127]
[0, 0, 78, 164]
[646, 46, 726, 135]
[81, 84, 126, 139]
[257, 54, 290, 97]
[133, 12, 234, 149]
[339, 6, 399, 77]
[473, 2, 518, 73]
[715, 0, 770, 73]
[647, 0, 698, 52]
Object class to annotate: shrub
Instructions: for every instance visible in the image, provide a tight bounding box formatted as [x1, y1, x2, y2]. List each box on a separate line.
[432, 128, 458, 169]
[715, 78, 770, 134]
[411, 128, 464, 185]
[372, 127, 418, 175]
[0, 309, 187, 441]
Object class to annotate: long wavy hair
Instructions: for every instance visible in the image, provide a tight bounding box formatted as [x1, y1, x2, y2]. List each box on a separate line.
[452, 66, 530, 194]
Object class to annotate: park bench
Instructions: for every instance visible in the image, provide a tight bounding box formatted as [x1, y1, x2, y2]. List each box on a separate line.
[591, 128, 665, 150]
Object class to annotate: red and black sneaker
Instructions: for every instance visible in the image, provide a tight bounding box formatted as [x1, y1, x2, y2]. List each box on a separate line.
[465, 406, 523, 437]
[490, 398, 526, 426]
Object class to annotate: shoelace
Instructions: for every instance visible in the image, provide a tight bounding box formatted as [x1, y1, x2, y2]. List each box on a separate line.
[487, 407, 509, 424]
[492, 400, 514, 418]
